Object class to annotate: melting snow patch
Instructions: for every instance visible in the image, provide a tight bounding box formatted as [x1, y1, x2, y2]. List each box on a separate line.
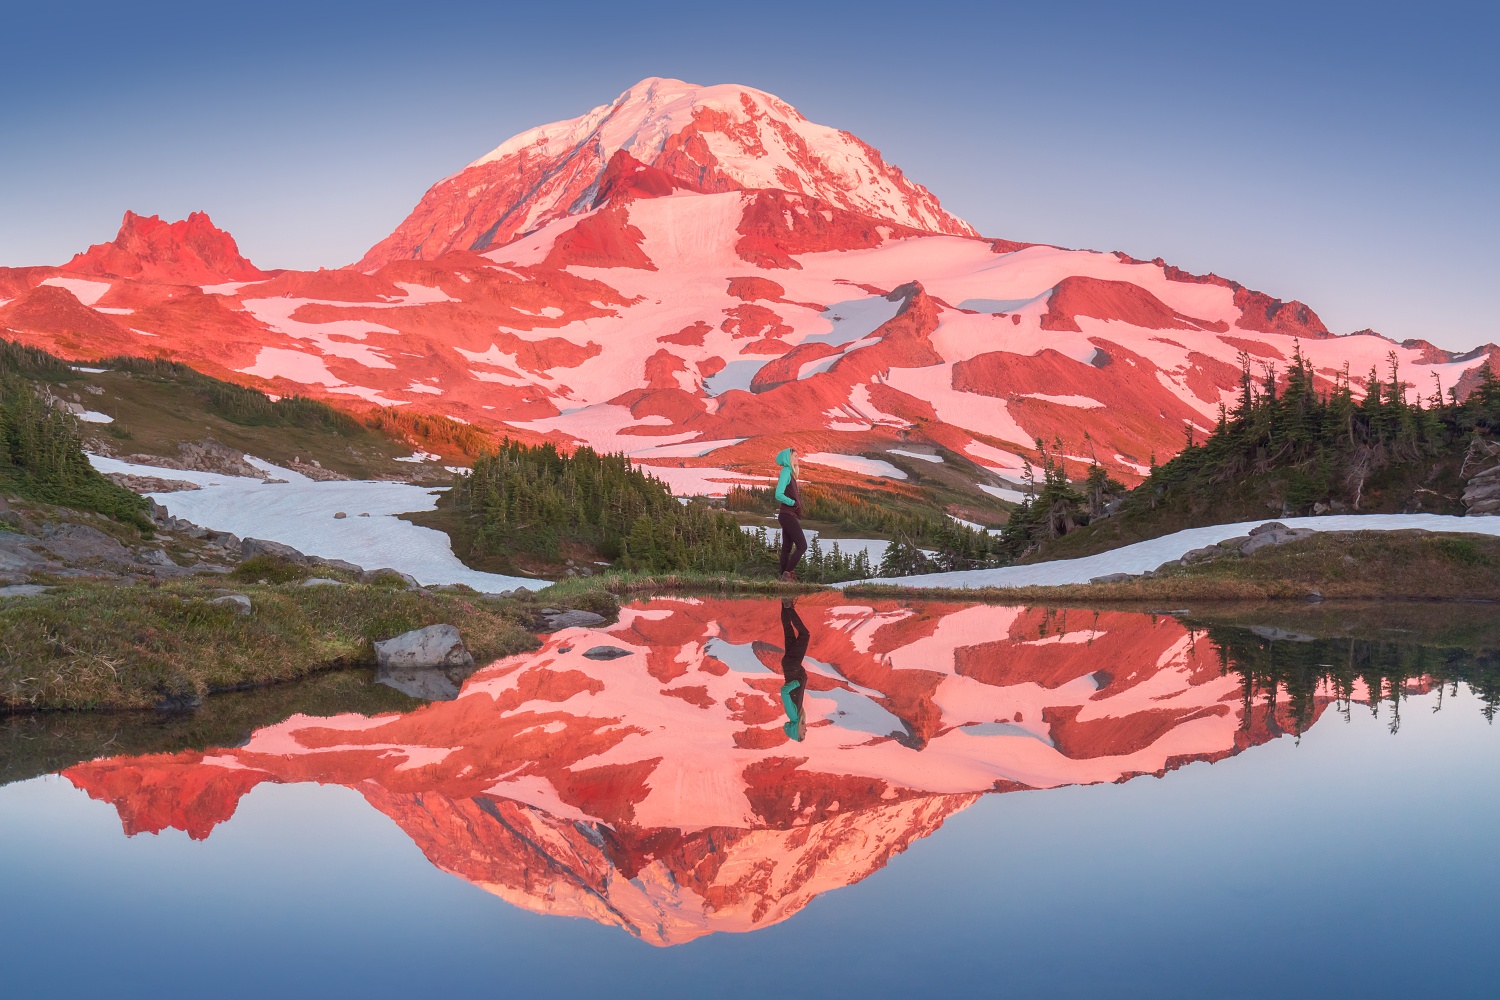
[394, 451, 441, 464]
[86, 455, 542, 591]
[76, 410, 114, 424]
[40, 276, 111, 306]
[889, 449, 943, 464]
[977, 483, 1027, 503]
[1020, 393, 1104, 408]
[802, 453, 907, 480]
[238, 348, 347, 386]
[848, 514, 1500, 589]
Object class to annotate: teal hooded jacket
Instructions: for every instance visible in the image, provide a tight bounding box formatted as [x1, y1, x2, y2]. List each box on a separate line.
[774, 448, 797, 507]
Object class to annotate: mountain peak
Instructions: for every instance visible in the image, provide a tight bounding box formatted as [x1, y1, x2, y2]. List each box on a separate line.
[355, 77, 974, 270]
[62, 210, 269, 284]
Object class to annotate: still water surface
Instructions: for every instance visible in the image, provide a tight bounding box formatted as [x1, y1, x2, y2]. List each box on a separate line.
[2, 597, 1497, 998]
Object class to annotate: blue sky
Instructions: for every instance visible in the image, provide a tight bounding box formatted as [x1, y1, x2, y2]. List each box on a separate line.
[3, 0, 1495, 349]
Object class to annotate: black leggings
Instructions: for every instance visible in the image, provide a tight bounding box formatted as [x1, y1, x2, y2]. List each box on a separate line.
[778, 508, 807, 574]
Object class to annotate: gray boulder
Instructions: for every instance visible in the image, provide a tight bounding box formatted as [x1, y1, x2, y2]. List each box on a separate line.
[582, 645, 632, 660]
[373, 624, 474, 671]
[312, 558, 364, 575]
[137, 548, 177, 567]
[0, 584, 51, 599]
[39, 524, 132, 565]
[241, 538, 308, 563]
[301, 577, 344, 587]
[361, 567, 420, 589]
[539, 609, 608, 632]
[209, 594, 252, 615]
[1089, 572, 1134, 584]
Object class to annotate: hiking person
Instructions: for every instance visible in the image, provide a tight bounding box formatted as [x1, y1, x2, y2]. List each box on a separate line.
[779, 598, 810, 742]
[774, 447, 807, 581]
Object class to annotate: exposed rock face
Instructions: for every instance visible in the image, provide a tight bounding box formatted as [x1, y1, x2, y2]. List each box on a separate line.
[240, 537, 308, 564]
[61, 210, 269, 284]
[1462, 438, 1500, 515]
[373, 624, 474, 672]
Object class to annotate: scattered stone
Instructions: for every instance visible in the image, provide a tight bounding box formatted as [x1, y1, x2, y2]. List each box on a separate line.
[241, 537, 308, 563]
[361, 567, 420, 589]
[1249, 625, 1316, 642]
[301, 577, 344, 587]
[312, 557, 364, 575]
[582, 645, 632, 660]
[358, 512, 371, 517]
[261, 478, 289, 485]
[539, 609, 608, 632]
[541, 608, 561, 615]
[136, 548, 177, 567]
[557, 646, 573, 654]
[1089, 572, 1134, 584]
[209, 594, 252, 615]
[106, 473, 201, 494]
[333, 512, 347, 519]
[373, 624, 474, 671]
[1306, 588, 1325, 603]
[0, 584, 51, 599]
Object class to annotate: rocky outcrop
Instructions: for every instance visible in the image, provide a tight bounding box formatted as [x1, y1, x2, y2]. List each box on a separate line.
[373, 624, 474, 672]
[1461, 438, 1500, 515]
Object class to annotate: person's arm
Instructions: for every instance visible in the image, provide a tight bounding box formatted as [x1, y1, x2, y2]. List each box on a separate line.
[775, 465, 794, 506]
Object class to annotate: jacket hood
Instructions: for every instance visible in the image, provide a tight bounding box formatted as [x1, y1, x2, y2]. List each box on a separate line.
[776, 448, 794, 468]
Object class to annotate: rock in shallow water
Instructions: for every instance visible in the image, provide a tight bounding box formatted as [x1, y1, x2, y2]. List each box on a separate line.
[539, 610, 608, 632]
[374, 624, 474, 671]
[582, 645, 632, 660]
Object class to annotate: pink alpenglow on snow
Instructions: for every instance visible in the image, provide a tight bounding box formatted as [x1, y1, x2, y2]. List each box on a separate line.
[1, 79, 1495, 494]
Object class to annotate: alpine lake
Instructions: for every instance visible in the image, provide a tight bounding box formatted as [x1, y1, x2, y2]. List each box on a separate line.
[3, 595, 1496, 999]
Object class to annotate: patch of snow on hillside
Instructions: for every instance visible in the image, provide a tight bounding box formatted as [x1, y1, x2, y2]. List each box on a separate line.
[641, 466, 773, 496]
[241, 297, 399, 369]
[807, 295, 903, 346]
[890, 449, 943, 463]
[40, 276, 111, 306]
[1021, 393, 1104, 408]
[803, 453, 907, 480]
[238, 347, 348, 386]
[964, 441, 1029, 475]
[76, 410, 114, 423]
[93, 307, 133, 315]
[512, 403, 696, 453]
[847, 514, 1500, 589]
[86, 455, 544, 591]
[977, 483, 1027, 503]
[885, 366, 1028, 444]
[627, 438, 745, 459]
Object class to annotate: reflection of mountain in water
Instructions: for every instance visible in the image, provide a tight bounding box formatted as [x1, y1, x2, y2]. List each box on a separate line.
[63, 596, 1400, 945]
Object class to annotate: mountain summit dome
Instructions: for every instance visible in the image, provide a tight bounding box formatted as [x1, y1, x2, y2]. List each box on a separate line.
[355, 77, 975, 269]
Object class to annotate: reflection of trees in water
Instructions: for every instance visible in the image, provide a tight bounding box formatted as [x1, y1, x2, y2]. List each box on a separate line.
[1204, 627, 1500, 735]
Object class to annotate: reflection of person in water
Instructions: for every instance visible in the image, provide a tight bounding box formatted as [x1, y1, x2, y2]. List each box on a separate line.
[779, 598, 810, 741]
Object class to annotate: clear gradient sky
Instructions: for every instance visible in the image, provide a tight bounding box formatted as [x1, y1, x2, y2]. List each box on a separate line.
[3, 1, 1495, 350]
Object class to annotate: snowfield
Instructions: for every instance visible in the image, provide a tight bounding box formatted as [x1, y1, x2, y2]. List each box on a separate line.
[843, 514, 1500, 590]
[88, 456, 545, 591]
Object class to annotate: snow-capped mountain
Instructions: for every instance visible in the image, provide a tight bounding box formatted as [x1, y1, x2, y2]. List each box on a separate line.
[64, 597, 1331, 945]
[357, 77, 975, 270]
[1, 78, 1494, 495]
